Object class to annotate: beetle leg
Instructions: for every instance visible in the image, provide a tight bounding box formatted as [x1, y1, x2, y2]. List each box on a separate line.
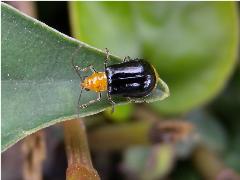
[74, 65, 96, 79]
[104, 48, 110, 70]
[76, 87, 84, 117]
[76, 65, 97, 73]
[79, 92, 102, 109]
[127, 97, 137, 103]
[127, 97, 132, 101]
[127, 97, 147, 103]
[90, 66, 97, 73]
[123, 56, 131, 62]
[107, 93, 115, 113]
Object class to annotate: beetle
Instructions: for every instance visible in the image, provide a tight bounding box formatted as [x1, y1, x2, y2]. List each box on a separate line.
[71, 48, 159, 112]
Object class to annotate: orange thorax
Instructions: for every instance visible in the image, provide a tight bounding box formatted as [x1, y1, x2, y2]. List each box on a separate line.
[81, 72, 107, 92]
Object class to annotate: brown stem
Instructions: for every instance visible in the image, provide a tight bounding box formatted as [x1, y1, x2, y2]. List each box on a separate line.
[192, 145, 240, 180]
[22, 131, 46, 180]
[63, 119, 100, 180]
[7, 1, 37, 18]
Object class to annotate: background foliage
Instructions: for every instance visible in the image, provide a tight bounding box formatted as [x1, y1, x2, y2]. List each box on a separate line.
[70, 2, 238, 115]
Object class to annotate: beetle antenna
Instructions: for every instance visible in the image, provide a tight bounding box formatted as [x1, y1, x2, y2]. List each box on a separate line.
[71, 46, 83, 82]
[77, 87, 83, 118]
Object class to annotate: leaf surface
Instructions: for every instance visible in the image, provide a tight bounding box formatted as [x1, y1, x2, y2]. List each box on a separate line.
[1, 3, 169, 151]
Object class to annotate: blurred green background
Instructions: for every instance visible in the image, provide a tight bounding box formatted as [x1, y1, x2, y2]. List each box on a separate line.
[2, 2, 239, 180]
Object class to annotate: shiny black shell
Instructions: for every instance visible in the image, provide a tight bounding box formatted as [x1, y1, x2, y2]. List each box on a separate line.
[105, 59, 157, 98]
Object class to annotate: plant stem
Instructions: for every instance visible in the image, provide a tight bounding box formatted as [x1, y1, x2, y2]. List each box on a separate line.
[22, 131, 46, 180]
[7, 1, 37, 18]
[63, 119, 100, 180]
[89, 121, 151, 151]
[88, 120, 193, 151]
[192, 145, 240, 180]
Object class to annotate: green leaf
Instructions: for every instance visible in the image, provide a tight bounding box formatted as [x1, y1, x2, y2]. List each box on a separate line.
[187, 110, 227, 153]
[69, 2, 239, 115]
[122, 145, 174, 180]
[1, 3, 169, 152]
[69, 2, 140, 58]
[104, 104, 134, 123]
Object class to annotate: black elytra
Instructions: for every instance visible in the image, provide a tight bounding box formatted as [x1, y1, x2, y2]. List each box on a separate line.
[105, 59, 157, 98]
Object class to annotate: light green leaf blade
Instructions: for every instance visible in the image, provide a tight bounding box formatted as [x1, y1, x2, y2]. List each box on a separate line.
[1, 3, 169, 152]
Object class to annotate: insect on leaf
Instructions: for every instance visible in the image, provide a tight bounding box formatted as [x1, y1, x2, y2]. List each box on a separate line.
[1, 3, 169, 152]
